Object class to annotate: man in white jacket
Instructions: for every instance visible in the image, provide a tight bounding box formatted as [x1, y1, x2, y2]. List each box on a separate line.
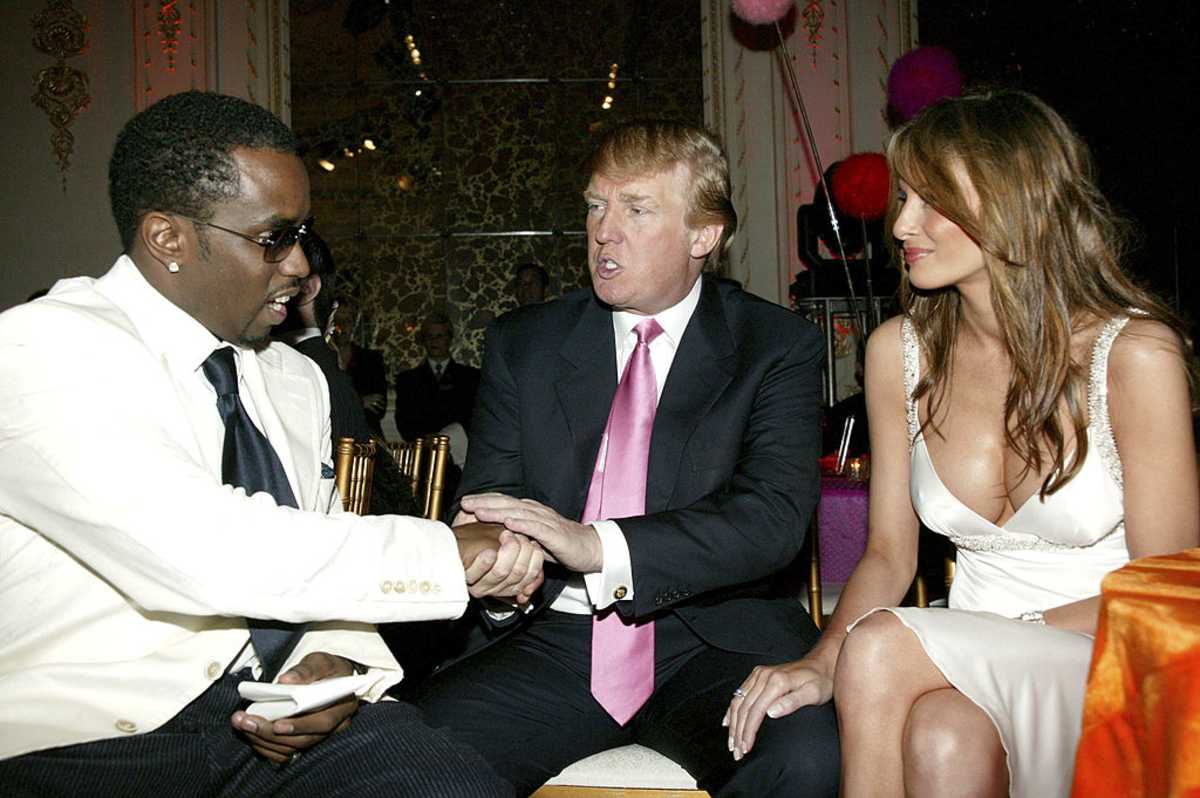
[0, 91, 539, 796]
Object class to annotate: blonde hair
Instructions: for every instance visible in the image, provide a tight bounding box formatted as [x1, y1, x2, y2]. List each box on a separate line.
[887, 90, 1193, 495]
[586, 119, 738, 266]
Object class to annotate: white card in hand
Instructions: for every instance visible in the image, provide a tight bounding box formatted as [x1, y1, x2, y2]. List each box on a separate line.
[237, 672, 385, 721]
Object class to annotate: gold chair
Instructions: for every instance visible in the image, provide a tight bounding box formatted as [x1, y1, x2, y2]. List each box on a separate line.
[408, 436, 428, 498]
[421, 434, 451, 521]
[386, 440, 409, 473]
[383, 434, 451, 521]
[333, 436, 377, 515]
[806, 511, 824, 629]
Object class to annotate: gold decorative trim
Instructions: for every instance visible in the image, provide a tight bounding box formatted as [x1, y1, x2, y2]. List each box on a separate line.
[801, 0, 825, 65]
[701, 0, 723, 136]
[246, 0, 259, 104]
[158, 0, 182, 71]
[30, 0, 90, 192]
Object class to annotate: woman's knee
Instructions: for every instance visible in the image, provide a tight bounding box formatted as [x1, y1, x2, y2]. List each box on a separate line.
[902, 690, 1007, 795]
[833, 612, 910, 706]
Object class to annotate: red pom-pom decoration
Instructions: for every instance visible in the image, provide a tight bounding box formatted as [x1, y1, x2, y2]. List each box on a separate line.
[731, 0, 794, 25]
[831, 153, 890, 220]
[887, 46, 963, 124]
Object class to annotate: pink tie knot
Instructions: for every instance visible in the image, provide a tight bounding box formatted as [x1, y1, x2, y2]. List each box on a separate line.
[634, 318, 664, 348]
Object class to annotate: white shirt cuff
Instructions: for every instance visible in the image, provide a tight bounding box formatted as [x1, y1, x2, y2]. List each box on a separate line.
[583, 519, 633, 609]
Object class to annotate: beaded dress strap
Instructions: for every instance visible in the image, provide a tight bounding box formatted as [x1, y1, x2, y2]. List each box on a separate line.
[1088, 315, 1132, 489]
[901, 318, 921, 447]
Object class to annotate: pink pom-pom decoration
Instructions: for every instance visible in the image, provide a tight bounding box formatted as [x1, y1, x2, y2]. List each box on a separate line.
[731, 0, 794, 25]
[831, 153, 890, 220]
[887, 46, 964, 123]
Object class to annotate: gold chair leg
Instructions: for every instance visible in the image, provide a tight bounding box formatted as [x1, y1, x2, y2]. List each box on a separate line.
[807, 516, 823, 629]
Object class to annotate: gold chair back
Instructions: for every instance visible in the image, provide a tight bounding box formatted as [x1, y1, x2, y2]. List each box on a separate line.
[422, 434, 451, 521]
[384, 435, 452, 521]
[408, 437, 428, 498]
[333, 436, 377, 515]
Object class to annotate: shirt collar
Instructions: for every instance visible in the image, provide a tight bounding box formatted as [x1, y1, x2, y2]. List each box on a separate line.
[612, 273, 703, 350]
[99, 255, 225, 375]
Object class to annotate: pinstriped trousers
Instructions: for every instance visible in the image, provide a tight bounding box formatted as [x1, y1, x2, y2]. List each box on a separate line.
[0, 669, 512, 797]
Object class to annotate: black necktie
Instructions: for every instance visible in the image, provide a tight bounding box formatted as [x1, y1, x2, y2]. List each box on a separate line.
[202, 347, 306, 681]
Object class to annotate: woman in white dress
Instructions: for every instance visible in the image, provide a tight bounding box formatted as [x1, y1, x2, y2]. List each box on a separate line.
[723, 90, 1198, 797]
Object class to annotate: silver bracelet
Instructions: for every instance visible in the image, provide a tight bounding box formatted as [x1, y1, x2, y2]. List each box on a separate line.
[1017, 609, 1046, 624]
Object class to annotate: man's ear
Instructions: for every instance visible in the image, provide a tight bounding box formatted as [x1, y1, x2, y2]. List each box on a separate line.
[141, 211, 188, 272]
[689, 223, 723, 260]
[298, 273, 322, 305]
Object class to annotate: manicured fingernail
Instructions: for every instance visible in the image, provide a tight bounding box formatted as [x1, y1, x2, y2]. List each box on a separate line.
[767, 707, 779, 718]
[240, 716, 257, 732]
[275, 722, 294, 734]
[727, 736, 734, 752]
[733, 748, 742, 762]
[721, 712, 729, 727]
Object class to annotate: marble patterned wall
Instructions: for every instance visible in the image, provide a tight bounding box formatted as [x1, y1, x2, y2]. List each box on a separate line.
[290, 0, 702, 374]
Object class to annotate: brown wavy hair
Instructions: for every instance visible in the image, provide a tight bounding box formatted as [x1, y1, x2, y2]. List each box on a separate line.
[887, 90, 1193, 496]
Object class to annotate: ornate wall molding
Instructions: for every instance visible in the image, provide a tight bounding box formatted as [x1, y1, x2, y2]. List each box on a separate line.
[158, 0, 183, 71]
[136, 0, 203, 109]
[30, 0, 91, 192]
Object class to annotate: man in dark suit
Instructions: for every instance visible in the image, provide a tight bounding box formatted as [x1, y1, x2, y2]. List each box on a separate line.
[393, 313, 480, 443]
[326, 297, 388, 435]
[514, 262, 549, 306]
[407, 121, 838, 796]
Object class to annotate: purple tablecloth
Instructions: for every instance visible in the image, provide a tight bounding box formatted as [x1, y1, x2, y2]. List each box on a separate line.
[817, 476, 869, 582]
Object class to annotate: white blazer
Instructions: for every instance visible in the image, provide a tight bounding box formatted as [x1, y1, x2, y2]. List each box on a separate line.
[0, 257, 468, 760]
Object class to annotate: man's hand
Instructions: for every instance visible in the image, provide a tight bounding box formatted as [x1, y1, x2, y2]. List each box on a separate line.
[460, 493, 603, 573]
[360, 393, 385, 414]
[721, 657, 834, 761]
[230, 652, 359, 765]
[454, 521, 545, 603]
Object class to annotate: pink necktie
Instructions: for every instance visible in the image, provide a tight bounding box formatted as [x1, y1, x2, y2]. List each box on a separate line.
[582, 318, 663, 725]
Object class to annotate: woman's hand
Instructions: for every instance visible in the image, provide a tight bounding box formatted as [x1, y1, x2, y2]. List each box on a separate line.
[723, 657, 835, 760]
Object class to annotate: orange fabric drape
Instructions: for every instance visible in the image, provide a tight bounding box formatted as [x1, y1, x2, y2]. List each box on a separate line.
[1072, 549, 1200, 798]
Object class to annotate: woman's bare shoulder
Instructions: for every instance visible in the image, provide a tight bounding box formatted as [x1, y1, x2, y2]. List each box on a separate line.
[1109, 317, 1188, 379]
[865, 316, 909, 394]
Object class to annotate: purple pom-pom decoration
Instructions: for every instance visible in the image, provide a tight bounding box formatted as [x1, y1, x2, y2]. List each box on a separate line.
[887, 46, 964, 123]
[732, 0, 794, 26]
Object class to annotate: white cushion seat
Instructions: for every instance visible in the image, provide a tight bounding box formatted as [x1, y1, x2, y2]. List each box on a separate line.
[544, 744, 699, 789]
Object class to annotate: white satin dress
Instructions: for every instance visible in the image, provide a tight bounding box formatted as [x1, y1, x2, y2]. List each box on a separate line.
[857, 316, 1132, 798]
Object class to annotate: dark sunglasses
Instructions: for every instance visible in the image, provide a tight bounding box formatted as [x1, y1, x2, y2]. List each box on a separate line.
[184, 215, 315, 263]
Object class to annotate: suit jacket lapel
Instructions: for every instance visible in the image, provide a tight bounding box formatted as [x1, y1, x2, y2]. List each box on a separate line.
[646, 277, 736, 512]
[554, 296, 618, 516]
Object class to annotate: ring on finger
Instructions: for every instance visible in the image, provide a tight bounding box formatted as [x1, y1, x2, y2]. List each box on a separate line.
[732, 687, 747, 698]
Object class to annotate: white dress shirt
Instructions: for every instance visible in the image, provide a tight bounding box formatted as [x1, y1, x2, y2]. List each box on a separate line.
[551, 276, 703, 614]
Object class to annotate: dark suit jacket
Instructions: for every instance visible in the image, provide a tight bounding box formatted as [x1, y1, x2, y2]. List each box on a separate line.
[293, 337, 375, 445]
[449, 275, 825, 665]
[346, 344, 387, 434]
[393, 359, 480, 441]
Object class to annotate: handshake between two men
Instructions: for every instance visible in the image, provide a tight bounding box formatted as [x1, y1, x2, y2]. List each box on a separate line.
[454, 492, 602, 606]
